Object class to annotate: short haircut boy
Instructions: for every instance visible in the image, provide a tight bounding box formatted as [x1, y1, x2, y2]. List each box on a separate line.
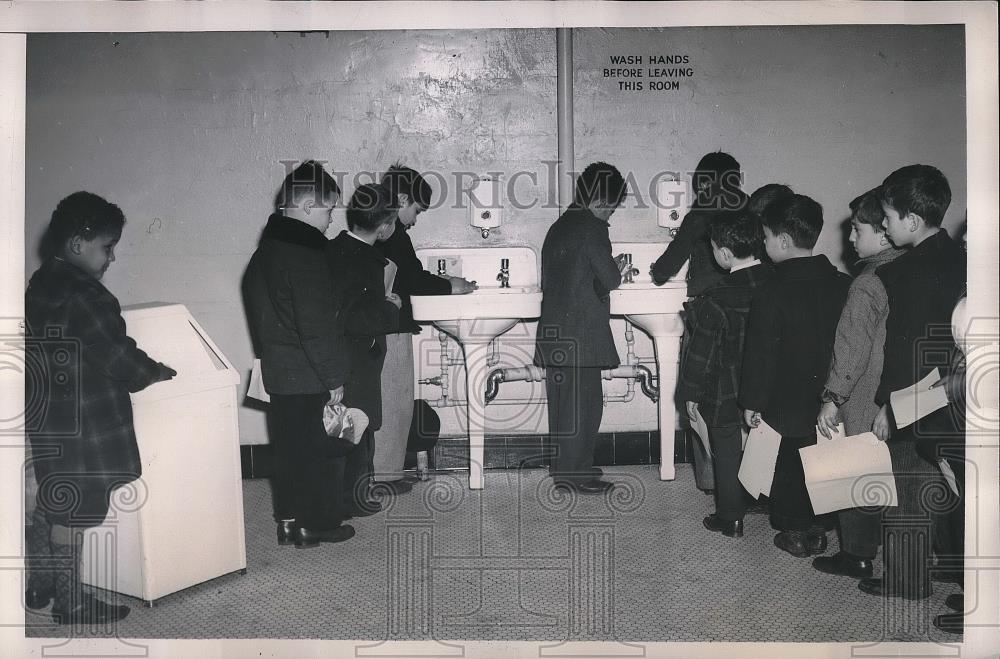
[574, 161, 627, 208]
[849, 186, 885, 229]
[694, 151, 742, 194]
[276, 160, 341, 211]
[748, 183, 794, 217]
[761, 193, 824, 250]
[346, 183, 397, 232]
[381, 163, 433, 209]
[880, 164, 951, 227]
[709, 210, 764, 259]
[40, 191, 126, 260]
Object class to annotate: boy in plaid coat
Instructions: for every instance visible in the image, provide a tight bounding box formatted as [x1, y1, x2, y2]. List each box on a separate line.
[677, 210, 773, 538]
[25, 192, 176, 625]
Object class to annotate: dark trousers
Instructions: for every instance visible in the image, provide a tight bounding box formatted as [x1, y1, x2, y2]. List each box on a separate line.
[709, 424, 750, 521]
[546, 366, 604, 483]
[770, 434, 819, 532]
[270, 393, 344, 530]
[339, 426, 374, 509]
[837, 506, 881, 559]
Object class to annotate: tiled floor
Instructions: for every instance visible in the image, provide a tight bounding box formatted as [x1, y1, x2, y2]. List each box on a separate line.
[25, 464, 963, 643]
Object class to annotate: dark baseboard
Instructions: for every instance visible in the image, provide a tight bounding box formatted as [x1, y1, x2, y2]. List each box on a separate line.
[241, 430, 695, 480]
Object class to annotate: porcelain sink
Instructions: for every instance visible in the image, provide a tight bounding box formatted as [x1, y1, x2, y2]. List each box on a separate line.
[411, 285, 542, 344]
[610, 282, 687, 336]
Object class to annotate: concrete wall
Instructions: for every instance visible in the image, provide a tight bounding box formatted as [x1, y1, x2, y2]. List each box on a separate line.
[25, 26, 966, 443]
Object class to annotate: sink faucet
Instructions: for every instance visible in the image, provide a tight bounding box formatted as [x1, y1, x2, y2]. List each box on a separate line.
[496, 258, 510, 288]
[622, 253, 639, 284]
[437, 259, 447, 277]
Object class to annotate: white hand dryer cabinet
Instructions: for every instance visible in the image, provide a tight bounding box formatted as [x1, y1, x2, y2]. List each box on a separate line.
[81, 303, 247, 606]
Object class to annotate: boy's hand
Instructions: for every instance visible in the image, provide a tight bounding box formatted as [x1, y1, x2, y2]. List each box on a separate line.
[156, 363, 177, 382]
[449, 277, 478, 294]
[329, 386, 344, 406]
[386, 293, 402, 309]
[744, 409, 761, 428]
[872, 404, 893, 442]
[816, 402, 840, 439]
[685, 401, 699, 422]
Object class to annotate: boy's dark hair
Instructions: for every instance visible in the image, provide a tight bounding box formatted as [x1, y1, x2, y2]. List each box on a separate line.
[850, 186, 886, 229]
[346, 183, 397, 232]
[761, 193, 824, 250]
[748, 183, 794, 217]
[381, 162, 433, 209]
[40, 191, 125, 260]
[694, 151, 742, 194]
[574, 161, 627, 208]
[881, 164, 951, 227]
[709, 210, 764, 259]
[276, 160, 341, 211]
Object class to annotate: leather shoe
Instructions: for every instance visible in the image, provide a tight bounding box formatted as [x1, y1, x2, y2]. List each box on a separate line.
[345, 499, 383, 519]
[812, 551, 873, 578]
[293, 524, 356, 548]
[375, 479, 413, 495]
[554, 479, 614, 494]
[934, 612, 963, 635]
[945, 593, 963, 612]
[52, 594, 129, 625]
[773, 531, 811, 558]
[858, 577, 930, 600]
[25, 585, 54, 610]
[703, 514, 743, 538]
[806, 532, 828, 555]
[277, 520, 295, 546]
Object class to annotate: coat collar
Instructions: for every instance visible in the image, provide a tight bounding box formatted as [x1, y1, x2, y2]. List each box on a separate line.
[877, 229, 961, 280]
[262, 213, 328, 250]
[856, 246, 903, 274]
[329, 230, 389, 265]
[774, 254, 839, 279]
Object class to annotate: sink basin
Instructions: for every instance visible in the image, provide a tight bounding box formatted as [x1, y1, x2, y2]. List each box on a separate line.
[610, 282, 686, 337]
[411, 285, 542, 344]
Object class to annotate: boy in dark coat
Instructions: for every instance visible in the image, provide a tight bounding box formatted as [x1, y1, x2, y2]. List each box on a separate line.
[677, 210, 773, 538]
[534, 162, 631, 493]
[861, 164, 966, 601]
[651, 151, 749, 295]
[740, 194, 851, 558]
[326, 183, 401, 516]
[25, 192, 176, 624]
[244, 161, 356, 548]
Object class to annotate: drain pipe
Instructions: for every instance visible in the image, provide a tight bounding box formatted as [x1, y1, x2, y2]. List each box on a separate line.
[485, 363, 658, 405]
[557, 28, 574, 211]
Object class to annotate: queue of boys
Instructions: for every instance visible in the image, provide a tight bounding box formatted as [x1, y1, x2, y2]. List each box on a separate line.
[23, 156, 968, 636]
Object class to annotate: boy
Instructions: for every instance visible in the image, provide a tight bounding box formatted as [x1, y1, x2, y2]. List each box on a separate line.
[244, 160, 355, 548]
[326, 182, 402, 517]
[812, 187, 902, 578]
[651, 151, 749, 296]
[740, 194, 850, 557]
[677, 210, 773, 537]
[534, 162, 632, 493]
[861, 164, 966, 600]
[26, 192, 176, 623]
[747, 183, 794, 219]
[373, 164, 476, 491]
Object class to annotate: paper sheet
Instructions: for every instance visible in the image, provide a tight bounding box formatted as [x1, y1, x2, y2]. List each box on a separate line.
[247, 358, 270, 403]
[384, 259, 398, 296]
[890, 368, 950, 429]
[799, 430, 897, 515]
[738, 419, 782, 498]
[938, 459, 960, 497]
[690, 405, 711, 458]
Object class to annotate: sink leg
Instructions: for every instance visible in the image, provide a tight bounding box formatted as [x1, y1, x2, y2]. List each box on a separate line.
[653, 336, 681, 481]
[463, 341, 489, 490]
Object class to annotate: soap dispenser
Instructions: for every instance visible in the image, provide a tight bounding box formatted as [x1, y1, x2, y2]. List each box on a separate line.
[656, 176, 688, 238]
[469, 176, 502, 239]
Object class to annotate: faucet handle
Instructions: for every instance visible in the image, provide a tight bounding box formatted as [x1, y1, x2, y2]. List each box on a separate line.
[500, 258, 509, 269]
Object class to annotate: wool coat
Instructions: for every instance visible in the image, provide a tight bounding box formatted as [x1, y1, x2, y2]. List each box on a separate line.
[375, 219, 452, 334]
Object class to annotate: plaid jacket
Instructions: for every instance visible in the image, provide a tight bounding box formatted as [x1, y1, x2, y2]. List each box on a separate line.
[676, 262, 773, 427]
[25, 258, 164, 504]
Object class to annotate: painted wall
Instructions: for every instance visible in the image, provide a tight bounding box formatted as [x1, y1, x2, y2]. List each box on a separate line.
[25, 26, 966, 443]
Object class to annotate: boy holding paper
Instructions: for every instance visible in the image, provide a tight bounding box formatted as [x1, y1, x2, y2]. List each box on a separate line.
[739, 194, 850, 558]
[859, 164, 966, 601]
[677, 210, 772, 538]
[812, 188, 902, 578]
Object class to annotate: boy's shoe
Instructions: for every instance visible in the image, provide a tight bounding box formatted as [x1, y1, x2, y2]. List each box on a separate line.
[812, 551, 874, 578]
[25, 585, 54, 610]
[806, 531, 828, 555]
[703, 514, 744, 538]
[52, 594, 129, 625]
[293, 524, 356, 548]
[933, 612, 963, 635]
[277, 520, 296, 546]
[374, 479, 413, 495]
[553, 479, 614, 494]
[858, 577, 931, 600]
[945, 593, 963, 612]
[774, 531, 816, 558]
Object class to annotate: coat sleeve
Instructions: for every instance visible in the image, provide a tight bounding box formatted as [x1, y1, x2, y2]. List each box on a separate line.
[824, 274, 887, 399]
[287, 260, 351, 391]
[68, 290, 163, 392]
[676, 298, 724, 404]
[738, 288, 781, 412]
[586, 225, 622, 293]
[343, 298, 400, 336]
[390, 234, 452, 297]
[651, 210, 702, 285]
